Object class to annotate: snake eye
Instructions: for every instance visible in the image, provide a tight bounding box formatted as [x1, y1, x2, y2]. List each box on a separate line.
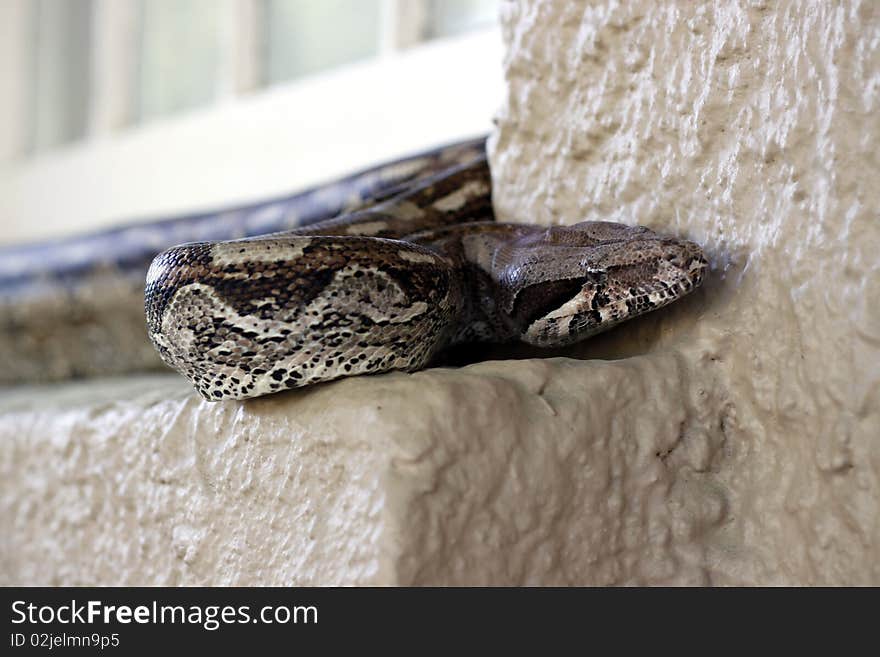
[511, 277, 590, 327]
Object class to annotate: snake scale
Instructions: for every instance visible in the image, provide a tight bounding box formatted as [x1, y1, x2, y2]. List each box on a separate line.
[2, 136, 707, 400]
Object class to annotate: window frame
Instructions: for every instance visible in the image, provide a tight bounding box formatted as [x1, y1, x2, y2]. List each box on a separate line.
[0, 2, 501, 245]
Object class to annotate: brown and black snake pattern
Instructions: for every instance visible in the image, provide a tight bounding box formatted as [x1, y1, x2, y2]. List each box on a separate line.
[145, 153, 707, 401]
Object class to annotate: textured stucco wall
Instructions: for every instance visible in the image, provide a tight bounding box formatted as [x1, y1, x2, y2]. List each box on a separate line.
[489, 0, 879, 584]
[1, 358, 734, 586]
[1, 0, 878, 585]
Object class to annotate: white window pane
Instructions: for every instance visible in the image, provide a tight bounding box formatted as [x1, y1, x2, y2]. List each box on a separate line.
[136, 0, 221, 121]
[263, 0, 381, 84]
[0, 0, 33, 162]
[31, 0, 93, 152]
[426, 0, 498, 39]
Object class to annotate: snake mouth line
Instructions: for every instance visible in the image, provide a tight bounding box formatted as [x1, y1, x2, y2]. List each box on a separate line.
[519, 245, 707, 348]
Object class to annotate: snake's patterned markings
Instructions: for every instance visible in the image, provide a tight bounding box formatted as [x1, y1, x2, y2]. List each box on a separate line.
[146, 154, 707, 401]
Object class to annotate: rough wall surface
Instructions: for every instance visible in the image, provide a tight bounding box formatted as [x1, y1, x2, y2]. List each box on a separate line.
[1, 0, 878, 585]
[1, 358, 726, 586]
[489, 0, 879, 584]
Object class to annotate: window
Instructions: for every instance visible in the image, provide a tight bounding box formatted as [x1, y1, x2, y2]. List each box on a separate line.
[426, 0, 497, 39]
[263, 0, 382, 84]
[0, 0, 500, 161]
[0, 1, 501, 244]
[137, 0, 225, 121]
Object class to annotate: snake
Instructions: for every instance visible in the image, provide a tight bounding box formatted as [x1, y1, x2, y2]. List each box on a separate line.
[0, 137, 488, 384]
[144, 143, 707, 401]
[1, 136, 707, 401]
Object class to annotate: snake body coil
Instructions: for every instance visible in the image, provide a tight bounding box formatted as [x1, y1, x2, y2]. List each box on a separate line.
[0, 138, 487, 383]
[145, 151, 706, 401]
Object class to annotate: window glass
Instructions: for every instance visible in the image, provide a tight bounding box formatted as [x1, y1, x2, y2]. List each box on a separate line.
[31, 0, 92, 152]
[425, 0, 498, 40]
[136, 0, 221, 121]
[263, 0, 381, 84]
[12, 0, 501, 160]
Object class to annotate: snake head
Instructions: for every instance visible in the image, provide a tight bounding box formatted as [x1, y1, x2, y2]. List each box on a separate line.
[507, 222, 707, 347]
